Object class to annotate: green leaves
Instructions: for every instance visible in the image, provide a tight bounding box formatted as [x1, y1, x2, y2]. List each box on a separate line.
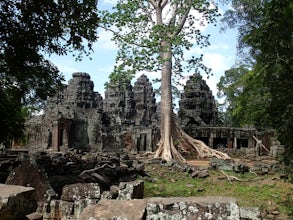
[0, 0, 99, 143]
[100, 0, 219, 85]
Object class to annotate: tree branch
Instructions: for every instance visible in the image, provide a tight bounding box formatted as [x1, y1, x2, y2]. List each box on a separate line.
[99, 25, 149, 48]
[161, 0, 169, 8]
[171, 1, 192, 37]
[141, 3, 156, 25]
[149, 0, 158, 9]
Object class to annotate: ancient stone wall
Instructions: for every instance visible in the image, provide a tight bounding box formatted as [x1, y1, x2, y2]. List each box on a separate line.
[24, 73, 159, 152]
[23, 72, 265, 155]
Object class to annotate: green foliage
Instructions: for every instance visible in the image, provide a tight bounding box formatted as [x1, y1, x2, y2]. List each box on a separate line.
[221, 0, 293, 173]
[217, 66, 271, 127]
[0, 0, 99, 143]
[100, 0, 219, 84]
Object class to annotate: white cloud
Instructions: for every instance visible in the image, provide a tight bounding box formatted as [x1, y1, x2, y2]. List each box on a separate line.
[134, 70, 161, 81]
[203, 52, 233, 74]
[101, 0, 117, 6]
[95, 30, 117, 51]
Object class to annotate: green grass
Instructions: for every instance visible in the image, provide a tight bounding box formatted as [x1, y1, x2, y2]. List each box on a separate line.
[140, 164, 293, 218]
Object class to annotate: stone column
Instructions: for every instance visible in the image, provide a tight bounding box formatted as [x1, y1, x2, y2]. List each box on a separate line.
[52, 120, 59, 151]
[209, 131, 215, 148]
[233, 137, 237, 149]
[208, 137, 214, 148]
[146, 130, 153, 151]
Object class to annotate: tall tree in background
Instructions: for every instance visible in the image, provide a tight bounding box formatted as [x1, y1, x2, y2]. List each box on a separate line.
[100, 0, 230, 161]
[221, 0, 292, 127]
[221, 0, 293, 177]
[217, 66, 271, 127]
[0, 0, 99, 144]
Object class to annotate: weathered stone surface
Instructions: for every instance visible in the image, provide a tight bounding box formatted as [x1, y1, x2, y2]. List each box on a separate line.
[191, 169, 210, 178]
[26, 212, 43, 220]
[117, 180, 144, 200]
[5, 160, 56, 212]
[178, 73, 218, 126]
[146, 196, 240, 220]
[74, 198, 97, 219]
[78, 197, 254, 220]
[43, 199, 74, 220]
[78, 199, 147, 220]
[233, 160, 249, 173]
[133, 74, 157, 126]
[240, 207, 261, 220]
[61, 183, 101, 202]
[0, 184, 36, 219]
[210, 158, 234, 171]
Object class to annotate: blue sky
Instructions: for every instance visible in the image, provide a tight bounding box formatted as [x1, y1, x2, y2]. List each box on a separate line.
[48, 0, 238, 99]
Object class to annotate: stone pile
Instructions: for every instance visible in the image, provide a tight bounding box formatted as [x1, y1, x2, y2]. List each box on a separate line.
[0, 150, 147, 219]
[0, 151, 271, 219]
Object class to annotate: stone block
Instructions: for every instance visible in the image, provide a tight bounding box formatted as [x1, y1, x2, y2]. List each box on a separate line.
[61, 183, 101, 202]
[26, 212, 43, 220]
[0, 184, 36, 219]
[240, 207, 261, 220]
[117, 180, 144, 200]
[74, 198, 97, 218]
[46, 200, 75, 220]
[146, 196, 240, 220]
[78, 199, 147, 220]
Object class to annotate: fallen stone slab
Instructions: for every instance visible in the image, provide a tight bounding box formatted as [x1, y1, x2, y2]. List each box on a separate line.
[0, 184, 37, 219]
[79, 196, 261, 220]
[78, 199, 147, 220]
[5, 160, 56, 211]
[146, 196, 240, 220]
[26, 212, 43, 220]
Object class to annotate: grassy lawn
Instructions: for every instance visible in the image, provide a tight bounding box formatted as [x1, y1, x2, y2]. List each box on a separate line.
[141, 163, 293, 218]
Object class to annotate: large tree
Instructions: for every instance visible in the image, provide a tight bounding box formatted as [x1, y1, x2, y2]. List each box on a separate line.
[0, 0, 99, 144]
[100, 0, 230, 161]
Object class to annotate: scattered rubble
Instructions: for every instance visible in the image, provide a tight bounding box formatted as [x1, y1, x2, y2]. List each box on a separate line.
[0, 150, 287, 219]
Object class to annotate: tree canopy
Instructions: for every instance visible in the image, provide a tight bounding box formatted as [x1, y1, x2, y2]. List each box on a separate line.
[220, 0, 293, 177]
[0, 0, 99, 144]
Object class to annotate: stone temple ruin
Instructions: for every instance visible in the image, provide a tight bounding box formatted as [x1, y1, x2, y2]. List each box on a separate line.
[23, 72, 283, 157]
[25, 72, 159, 153]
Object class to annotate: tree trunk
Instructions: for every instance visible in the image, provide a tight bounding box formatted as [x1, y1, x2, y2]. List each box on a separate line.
[154, 40, 230, 162]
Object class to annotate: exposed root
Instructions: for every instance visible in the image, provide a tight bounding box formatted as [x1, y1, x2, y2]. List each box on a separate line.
[155, 137, 185, 161]
[220, 170, 262, 183]
[177, 127, 231, 160]
[154, 123, 231, 161]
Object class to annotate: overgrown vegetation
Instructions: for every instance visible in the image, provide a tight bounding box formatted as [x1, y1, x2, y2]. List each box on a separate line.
[141, 163, 293, 218]
[218, 0, 293, 180]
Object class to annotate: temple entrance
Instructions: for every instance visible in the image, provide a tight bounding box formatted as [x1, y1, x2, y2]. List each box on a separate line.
[52, 119, 72, 151]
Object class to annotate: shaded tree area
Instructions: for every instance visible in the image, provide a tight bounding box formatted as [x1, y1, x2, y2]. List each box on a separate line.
[0, 0, 99, 145]
[219, 0, 293, 179]
[100, 0, 230, 161]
